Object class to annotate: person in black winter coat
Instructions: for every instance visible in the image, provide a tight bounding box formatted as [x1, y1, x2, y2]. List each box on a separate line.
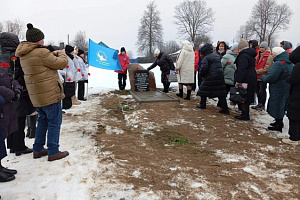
[197, 43, 229, 114]
[0, 32, 34, 156]
[234, 38, 257, 120]
[282, 46, 300, 145]
[147, 49, 175, 93]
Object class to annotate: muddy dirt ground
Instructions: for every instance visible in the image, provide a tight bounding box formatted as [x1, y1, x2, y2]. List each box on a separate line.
[89, 89, 299, 199]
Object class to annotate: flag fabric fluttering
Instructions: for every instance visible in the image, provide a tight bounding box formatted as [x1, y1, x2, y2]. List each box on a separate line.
[88, 39, 122, 70]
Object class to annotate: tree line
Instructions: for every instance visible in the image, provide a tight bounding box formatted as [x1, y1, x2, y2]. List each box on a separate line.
[137, 0, 293, 57]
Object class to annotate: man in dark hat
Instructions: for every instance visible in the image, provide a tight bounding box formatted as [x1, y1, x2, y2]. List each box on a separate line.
[15, 23, 69, 162]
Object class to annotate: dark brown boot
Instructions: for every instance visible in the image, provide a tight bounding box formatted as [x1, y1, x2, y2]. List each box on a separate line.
[48, 151, 69, 162]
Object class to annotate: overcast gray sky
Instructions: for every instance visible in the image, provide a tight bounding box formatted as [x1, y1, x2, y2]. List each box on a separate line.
[1, 0, 299, 57]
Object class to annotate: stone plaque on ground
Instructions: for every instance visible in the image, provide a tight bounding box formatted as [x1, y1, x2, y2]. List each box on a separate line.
[128, 63, 156, 91]
[130, 91, 180, 103]
[134, 70, 149, 91]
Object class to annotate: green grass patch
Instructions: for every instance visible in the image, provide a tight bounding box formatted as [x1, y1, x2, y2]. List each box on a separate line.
[172, 137, 189, 144]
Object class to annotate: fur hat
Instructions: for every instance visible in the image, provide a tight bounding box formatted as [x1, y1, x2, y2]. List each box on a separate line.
[26, 23, 44, 42]
[77, 49, 85, 56]
[238, 38, 249, 50]
[272, 47, 285, 56]
[65, 45, 74, 53]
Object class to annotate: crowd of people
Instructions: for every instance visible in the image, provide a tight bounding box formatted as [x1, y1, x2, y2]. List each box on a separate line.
[0, 22, 299, 184]
[149, 38, 300, 147]
[0, 23, 93, 182]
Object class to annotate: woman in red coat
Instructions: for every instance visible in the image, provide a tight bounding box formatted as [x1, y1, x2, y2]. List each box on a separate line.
[115, 47, 130, 90]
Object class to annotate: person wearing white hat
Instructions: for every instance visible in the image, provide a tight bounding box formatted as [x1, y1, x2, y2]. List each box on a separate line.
[261, 47, 294, 132]
[147, 49, 175, 93]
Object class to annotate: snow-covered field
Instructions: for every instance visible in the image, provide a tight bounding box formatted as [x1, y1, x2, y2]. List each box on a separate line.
[1, 64, 294, 199]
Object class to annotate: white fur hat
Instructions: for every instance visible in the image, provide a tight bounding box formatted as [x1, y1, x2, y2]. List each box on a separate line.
[154, 48, 160, 55]
[272, 47, 285, 56]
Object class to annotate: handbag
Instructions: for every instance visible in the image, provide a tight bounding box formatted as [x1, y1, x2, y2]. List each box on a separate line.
[168, 70, 178, 82]
[230, 86, 247, 103]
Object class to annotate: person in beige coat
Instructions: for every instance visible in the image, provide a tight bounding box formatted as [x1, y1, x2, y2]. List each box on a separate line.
[176, 40, 195, 100]
[15, 23, 69, 162]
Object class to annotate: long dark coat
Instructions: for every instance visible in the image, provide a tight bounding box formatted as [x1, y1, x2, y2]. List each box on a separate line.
[285, 46, 300, 121]
[197, 44, 227, 98]
[235, 48, 257, 104]
[0, 32, 35, 117]
[0, 66, 22, 138]
[261, 51, 293, 119]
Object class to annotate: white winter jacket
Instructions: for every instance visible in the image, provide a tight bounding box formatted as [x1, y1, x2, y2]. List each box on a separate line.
[64, 56, 80, 82]
[76, 56, 89, 80]
[176, 42, 195, 84]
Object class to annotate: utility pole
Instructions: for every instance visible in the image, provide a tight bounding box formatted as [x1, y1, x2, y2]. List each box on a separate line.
[67, 34, 69, 45]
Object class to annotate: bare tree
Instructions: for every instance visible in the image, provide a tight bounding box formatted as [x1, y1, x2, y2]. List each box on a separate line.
[4, 19, 25, 40]
[71, 31, 88, 50]
[235, 23, 254, 42]
[163, 40, 180, 54]
[174, 0, 214, 43]
[136, 1, 163, 57]
[248, 0, 293, 45]
[194, 34, 212, 49]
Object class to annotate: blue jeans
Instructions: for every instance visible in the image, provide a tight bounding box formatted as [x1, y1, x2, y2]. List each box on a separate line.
[33, 102, 62, 156]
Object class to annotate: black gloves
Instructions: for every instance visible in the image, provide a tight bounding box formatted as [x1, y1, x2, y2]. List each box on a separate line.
[12, 89, 21, 101]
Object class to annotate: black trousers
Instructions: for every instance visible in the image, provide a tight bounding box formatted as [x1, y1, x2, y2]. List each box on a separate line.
[78, 81, 85, 100]
[289, 119, 300, 141]
[118, 73, 127, 90]
[256, 81, 267, 106]
[192, 71, 197, 91]
[7, 116, 27, 151]
[226, 84, 234, 94]
[197, 73, 203, 89]
[200, 96, 228, 110]
[0, 131, 7, 160]
[26, 115, 37, 136]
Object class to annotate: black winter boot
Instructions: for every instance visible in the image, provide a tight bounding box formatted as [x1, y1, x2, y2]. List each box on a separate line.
[268, 119, 283, 132]
[184, 90, 191, 100]
[176, 89, 183, 98]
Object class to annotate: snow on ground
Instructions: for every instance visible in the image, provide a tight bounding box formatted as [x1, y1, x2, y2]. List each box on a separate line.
[1, 95, 100, 200]
[1, 63, 294, 199]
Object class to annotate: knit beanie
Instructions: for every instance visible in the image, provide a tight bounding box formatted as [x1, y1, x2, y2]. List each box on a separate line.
[272, 47, 285, 56]
[238, 38, 249, 50]
[230, 42, 239, 51]
[65, 45, 74, 53]
[26, 23, 44, 42]
[260, 41, 268, 49]
[120, 47, 126, 52]
[77, 49, 85, 56]
[154, 48, 160, 55]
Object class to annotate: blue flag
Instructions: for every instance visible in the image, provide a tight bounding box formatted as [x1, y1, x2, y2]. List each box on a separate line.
[88, 39, 122, 70]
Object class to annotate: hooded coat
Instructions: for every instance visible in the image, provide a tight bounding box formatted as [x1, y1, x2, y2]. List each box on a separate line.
[15, 42, 68, 107]
[0, 66, 22, 138]
[0, 32, 35, 117]
[282, 41, 293, 53]
[235, 48, 257, 103]
[285, 46, 300, 121]
[221, 50, 237, 86]
[176, 42, 195, 84]
[215, 41, 229, 60]
[197, 44, 227, 98]
[261, 51, 294, 119]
